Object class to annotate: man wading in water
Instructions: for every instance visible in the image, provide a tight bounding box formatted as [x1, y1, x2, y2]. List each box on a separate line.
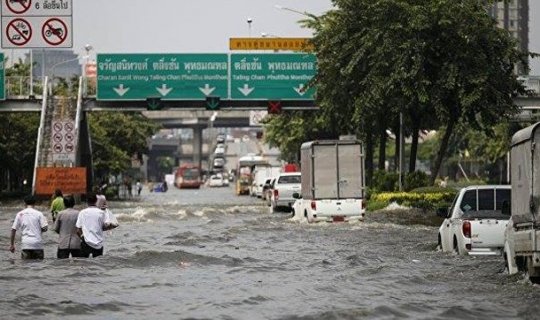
[54, 195, 82, 259]
[76, 192, 117, 258]
[9, 195, 48, 260]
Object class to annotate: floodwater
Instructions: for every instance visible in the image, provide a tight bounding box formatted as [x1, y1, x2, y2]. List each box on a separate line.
[1, 185, 539, 320]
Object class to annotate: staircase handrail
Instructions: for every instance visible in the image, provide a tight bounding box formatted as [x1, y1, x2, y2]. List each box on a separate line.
[32, 76, 49, 195]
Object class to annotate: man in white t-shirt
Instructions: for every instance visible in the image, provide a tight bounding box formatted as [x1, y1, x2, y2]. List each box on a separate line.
[9, 195, 48, 260]
[76, 192, 115, 258]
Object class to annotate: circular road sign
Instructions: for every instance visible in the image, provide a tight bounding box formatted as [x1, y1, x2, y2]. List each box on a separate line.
[41, 18, 68, 46]
[65, 143, 74, 153]
[53, 122, 63, 132]
[65, 132, 74, 142]
[5, 0, 32, 14]
[53, 143, 63, 153]
[6, 18, 32, 46]
[64, 122, 74, 132]
[53, 132, 63, 143]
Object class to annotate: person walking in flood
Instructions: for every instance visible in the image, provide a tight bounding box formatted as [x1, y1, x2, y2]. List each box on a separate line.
[76, 192, 116, 258]
[50, 189, 65, 223]
[54, 195, 81, 259]
[9, 195, 48, 260]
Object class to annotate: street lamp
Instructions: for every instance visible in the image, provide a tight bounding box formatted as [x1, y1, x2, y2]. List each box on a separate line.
[274, 4, 311, 17]
[261, 32, 280, 38]
[247, 17, 253, 37]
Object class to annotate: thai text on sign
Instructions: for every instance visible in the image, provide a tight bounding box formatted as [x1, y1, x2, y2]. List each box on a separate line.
[229, 38, 313, 51]
[35, 167, 86, 195]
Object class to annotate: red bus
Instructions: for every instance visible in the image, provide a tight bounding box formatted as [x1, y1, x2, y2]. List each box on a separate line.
[174, 164, 202, 189]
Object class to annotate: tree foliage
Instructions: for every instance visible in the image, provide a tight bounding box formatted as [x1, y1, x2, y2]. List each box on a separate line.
[88, 112, 160, 176]
[265, 0, 528, 185]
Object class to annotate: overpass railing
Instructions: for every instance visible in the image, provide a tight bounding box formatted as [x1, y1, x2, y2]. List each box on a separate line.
[5, 76, 96, 99]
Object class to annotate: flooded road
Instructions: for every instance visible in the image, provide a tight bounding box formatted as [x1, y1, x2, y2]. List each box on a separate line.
[1, 185, 539, 319]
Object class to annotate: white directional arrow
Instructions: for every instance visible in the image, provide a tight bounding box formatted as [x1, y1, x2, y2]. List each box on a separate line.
[199, 83, 216, 96]
[156, 84, 173, 96]
[113, 84, 130, 96]
[293, 84, 306, 96]
[238, 84, 254, 96]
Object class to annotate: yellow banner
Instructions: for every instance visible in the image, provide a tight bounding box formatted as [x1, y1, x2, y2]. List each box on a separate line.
[229, 38, 313, 51]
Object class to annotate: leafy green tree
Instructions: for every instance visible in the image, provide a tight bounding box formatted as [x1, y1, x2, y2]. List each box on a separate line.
[88, 112, 160, 178]
[300, 0, 528, 185]
[0, 113, 39, 191]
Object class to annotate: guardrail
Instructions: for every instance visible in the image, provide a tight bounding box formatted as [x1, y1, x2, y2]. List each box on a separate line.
[4, 76, 96, 98]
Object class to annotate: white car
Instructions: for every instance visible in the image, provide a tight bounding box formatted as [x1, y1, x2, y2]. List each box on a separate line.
[270, 172, 301, 212]
[214, 146, 225, 155]
[438, 185, 510, 255]
[208, 175, 224, 187]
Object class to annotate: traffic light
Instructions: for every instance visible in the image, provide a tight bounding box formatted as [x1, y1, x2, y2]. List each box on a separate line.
[268, 100, 282, 114]
[206, 96, 221, 110]
[146, 97, 163, 111]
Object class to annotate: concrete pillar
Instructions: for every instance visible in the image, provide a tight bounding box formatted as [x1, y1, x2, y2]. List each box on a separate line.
[193, 126, 203, 170]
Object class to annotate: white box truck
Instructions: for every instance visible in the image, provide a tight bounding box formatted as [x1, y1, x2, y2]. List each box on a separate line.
[506, 122, 540, 283]
[292, 139, 366, 222]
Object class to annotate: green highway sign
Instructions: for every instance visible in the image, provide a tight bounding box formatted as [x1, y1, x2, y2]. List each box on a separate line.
[0, 53, 4, 100]
[230, 53, 316, 100]
[97, 54, 228, 100]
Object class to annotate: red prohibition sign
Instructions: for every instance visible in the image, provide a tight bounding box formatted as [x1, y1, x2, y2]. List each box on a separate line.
[53, 132, 63, 143]
[64, 122, 74, 132]
[65, 143, 74, 152]
[5, 0, 32, 14]
[6, 18, 32, 46]
[53, 122, 63, 132]
[53, 144, 63, 153]
[65, 132, 74, 142]
[42, 18, 68, 46]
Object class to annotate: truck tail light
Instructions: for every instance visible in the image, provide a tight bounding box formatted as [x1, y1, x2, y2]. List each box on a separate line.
[311, 201, 316, 210]
[462, 220, 471, 238]
[274, 189, 279, 200]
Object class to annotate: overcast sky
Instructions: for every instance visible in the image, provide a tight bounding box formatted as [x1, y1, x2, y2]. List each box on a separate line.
[3, 0, 540, 74]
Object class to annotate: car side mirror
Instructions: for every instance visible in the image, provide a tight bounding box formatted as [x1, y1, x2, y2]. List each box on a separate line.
[292, 192, 300, 199]
[436, 207, 449, 218]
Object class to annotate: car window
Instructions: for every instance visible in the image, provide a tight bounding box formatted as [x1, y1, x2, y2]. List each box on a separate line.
[496, 189, 511, 215]
[460, 190, 477, 212]
[478, 189, 495, 210]
[278, 175, 301, 184]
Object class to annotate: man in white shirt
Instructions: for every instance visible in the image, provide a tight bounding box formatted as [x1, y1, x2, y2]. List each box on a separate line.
[76, 192, 115, 258]
[9, 195, 48, 260]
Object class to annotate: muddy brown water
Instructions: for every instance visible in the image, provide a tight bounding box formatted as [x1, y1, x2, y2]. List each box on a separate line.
[0, 186, 538, 319]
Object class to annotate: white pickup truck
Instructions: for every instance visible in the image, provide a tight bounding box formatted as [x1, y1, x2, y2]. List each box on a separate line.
[437, 185, 511, 255]
[270, 172, 301, 212]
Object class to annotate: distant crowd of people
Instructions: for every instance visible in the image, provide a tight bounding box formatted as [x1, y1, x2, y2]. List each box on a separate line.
[9, 188, 119, 260]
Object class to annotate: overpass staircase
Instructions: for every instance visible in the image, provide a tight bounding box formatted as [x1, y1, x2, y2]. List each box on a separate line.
[32, 77, 93, 192]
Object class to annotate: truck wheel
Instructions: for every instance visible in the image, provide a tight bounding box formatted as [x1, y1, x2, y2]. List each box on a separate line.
[437, 234, 442, 251]
[526, 257, 540, 284]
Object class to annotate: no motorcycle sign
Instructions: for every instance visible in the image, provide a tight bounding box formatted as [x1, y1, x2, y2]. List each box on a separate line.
[1, 0, 72, 48]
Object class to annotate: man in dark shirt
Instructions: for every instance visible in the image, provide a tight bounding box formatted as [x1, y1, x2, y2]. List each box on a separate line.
[54, 195, 81, 259]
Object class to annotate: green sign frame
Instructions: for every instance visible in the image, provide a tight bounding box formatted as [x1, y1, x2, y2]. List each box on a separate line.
[97, 54, 229, 100]
[230, 53, 316, 100]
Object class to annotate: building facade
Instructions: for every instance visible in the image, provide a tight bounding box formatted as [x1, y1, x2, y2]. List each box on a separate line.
[487, 0, 529, 74]
[25, 49, 82, 81]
